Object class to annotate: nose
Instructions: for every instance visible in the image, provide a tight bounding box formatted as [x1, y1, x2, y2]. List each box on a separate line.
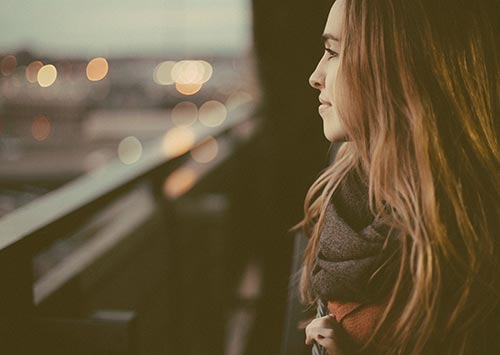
[309, 61, 324, 90]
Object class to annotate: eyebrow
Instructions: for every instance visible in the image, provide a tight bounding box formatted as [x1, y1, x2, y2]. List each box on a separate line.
[322, 33, 340, 42]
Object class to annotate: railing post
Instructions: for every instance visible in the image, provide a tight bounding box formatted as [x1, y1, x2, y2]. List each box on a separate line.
[0, 243, 34, 354]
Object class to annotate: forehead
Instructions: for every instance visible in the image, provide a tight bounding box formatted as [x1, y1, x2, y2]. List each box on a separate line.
[324, 0, 345, 40]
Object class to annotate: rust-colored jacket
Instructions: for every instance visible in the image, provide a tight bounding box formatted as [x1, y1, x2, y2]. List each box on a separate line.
[327, 300, 385, 352]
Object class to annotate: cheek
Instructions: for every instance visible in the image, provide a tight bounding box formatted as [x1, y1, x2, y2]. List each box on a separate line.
[326, 63, 340, 100]
[333, 66, 347, 106]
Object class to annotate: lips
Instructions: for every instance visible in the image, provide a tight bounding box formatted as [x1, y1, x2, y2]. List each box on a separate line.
[319, 96, 332, 105]
[318, 104, 330, 114]
[318, 96, 332, 115]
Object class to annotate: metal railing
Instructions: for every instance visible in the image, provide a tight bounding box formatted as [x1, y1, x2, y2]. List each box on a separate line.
[0, 102, 260, 355]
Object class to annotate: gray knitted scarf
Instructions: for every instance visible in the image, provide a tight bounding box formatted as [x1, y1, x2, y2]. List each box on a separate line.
[311, 169, 400, 304]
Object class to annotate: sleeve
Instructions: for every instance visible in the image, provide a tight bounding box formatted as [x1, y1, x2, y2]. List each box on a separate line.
[327, 300, 386, 349]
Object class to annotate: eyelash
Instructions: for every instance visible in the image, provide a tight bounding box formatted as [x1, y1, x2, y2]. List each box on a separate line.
[324, 48, 339, 60]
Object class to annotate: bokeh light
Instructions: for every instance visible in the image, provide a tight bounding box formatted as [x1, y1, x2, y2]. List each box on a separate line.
[191, 137, 219, 163]
[199, 60, 213, 83]
[162, 126, 196, 157]
[175, 82, 203, 95]
[172, 60, 213, 84]
[37, 65, 58, 87]
[31, 115, 51, 141]
[163, 167, 197, 199]
[172, 60, 203, 84]
[26, 61, 44, 84]
[86, 57, 109, 81]
[171, 101, 198, 126]
[198, 100, 227, 127]
[118, 136, 142, 165]
[153, 61, 176, 85]
[1, 55, 17, 76]
[169, 60, 214, 95]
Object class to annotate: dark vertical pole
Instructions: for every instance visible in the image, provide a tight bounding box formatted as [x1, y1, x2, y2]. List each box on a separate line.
[249, 1, 333, 354]
[0, 243, 34, 355]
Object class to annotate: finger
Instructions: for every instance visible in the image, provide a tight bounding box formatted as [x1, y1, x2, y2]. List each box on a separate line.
[305, 325, 320, 345]
[305, 324, 312, 345]
[306, 325, 335, 345]
[315, 327, 335, 340]
[305, 324, 321, 345]
[316, 337, 345, 355]
[305, 330, 316, 345]
[310, 315, 337, 332]
[316, 337, 333, 348]
[305, 315, 338, 344]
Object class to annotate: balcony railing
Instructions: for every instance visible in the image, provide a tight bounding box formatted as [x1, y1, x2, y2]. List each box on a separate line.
[0, 102, 261, 355]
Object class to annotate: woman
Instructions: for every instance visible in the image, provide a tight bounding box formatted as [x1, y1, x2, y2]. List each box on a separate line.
[292, 0, 500, 353]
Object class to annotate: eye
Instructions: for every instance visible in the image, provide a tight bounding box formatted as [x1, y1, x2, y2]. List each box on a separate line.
[324, 48, 339, 60]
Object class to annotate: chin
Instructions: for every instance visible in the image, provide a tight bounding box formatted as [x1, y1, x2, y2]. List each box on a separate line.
[323, 124, 348, 142]
[324, 131, 348, 142]
[321, 109, 347, 142]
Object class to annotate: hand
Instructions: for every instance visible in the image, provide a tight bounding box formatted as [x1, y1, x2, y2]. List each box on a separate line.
[305, 314, 346, 355]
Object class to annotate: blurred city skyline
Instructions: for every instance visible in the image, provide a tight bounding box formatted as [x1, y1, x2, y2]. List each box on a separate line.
[0, 0, 252, 58]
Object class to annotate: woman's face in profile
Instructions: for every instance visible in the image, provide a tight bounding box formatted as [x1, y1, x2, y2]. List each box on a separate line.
[309, 0, 347, 142]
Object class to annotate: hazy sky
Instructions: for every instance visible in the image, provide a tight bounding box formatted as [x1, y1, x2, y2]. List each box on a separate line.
[0, 0, 252, 58]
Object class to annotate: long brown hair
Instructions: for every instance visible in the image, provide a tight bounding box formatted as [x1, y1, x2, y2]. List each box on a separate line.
[292, 0, 500, 353]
